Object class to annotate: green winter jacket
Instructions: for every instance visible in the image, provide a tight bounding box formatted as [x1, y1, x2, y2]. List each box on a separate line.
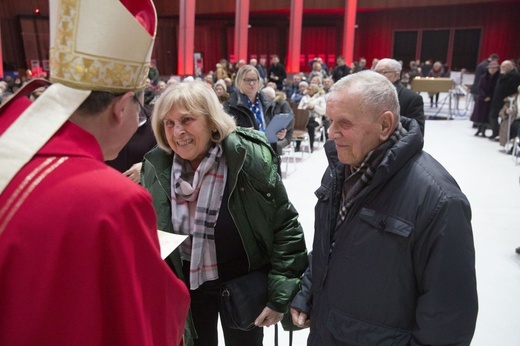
[141, 127, 307, 344]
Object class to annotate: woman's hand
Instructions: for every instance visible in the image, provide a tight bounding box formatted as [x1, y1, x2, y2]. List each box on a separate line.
[276, 128, 287, 140]
[123, 162, 143, 184]
[254, 306, 283, 327]
[290, 307, 310, 328]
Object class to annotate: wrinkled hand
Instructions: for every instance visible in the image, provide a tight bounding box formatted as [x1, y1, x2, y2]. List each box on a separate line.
[123, 162, 143, 184]
[276, 128, 287, 140]
[254, 306, 283, 327]
[290, 307, 310, 328]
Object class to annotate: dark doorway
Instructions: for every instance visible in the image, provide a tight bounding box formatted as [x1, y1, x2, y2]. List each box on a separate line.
[393, 31, 418, 66]
[420, 29, 449, 64]
[452, 28, 481, 71]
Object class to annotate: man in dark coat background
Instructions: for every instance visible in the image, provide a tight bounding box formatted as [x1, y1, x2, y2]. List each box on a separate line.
[375, 58, 425, 136]
[487, 60, 520, 139]
[268, 55, 287, 91]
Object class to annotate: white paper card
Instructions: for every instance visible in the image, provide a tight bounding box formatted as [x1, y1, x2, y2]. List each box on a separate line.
[157, 230, 187, 259]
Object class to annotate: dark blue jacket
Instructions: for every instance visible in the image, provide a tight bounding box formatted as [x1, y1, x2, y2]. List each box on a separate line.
[293, 118, 478, 345]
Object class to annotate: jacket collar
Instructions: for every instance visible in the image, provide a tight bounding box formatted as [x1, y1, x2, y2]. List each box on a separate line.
[325, 116, 423, 187]
[144, 146, 173, 197]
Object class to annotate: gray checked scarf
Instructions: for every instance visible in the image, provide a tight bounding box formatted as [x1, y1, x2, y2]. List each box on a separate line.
[171, 144, 227, 290]
[336, 122, 407, 228]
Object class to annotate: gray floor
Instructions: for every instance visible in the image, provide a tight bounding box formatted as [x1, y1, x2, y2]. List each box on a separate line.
[220, 94, 520, 345]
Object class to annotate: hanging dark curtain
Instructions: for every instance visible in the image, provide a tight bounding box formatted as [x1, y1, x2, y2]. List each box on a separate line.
[155, 18, 177, 76]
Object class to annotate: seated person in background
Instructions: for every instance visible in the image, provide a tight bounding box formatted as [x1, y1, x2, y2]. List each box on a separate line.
[323, 77, 334, 94]
[376, 58, 425, 136]
[291, 81, 308, 104]
[298, 83, 326, 152]
[224, 77, 236, 94]
[428, 61, 450, 107]
[308, 61, 328, 83]
[267, 81, 278, 90]
[285, 74, 302, 100]
[309, 75, 324, 88]
[213, 79, 230, 104]
[262, 86, 294, 156]
[498, 86, 520, 150]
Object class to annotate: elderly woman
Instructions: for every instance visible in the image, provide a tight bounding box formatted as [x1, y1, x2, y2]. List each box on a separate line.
[213, 79, 230, 104]
[298, 83, 326, 152]
[262, 86, 294, 155]
[141, 81, 307, 346]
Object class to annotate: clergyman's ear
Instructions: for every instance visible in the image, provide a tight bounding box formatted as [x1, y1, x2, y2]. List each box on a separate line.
[112, 91, 135, 124]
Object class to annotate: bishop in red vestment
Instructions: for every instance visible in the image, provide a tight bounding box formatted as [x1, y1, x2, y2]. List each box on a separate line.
[0, 0, 190, 344]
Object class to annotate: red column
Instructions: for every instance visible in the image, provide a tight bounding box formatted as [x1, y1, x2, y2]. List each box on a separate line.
[342, 0, 358, 65]
[178, 0, 196, 76]
[234, 0, 250, 64]
[286, 0, 303, 73]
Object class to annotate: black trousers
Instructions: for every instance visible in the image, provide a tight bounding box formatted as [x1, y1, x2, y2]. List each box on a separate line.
[190, 279, 264, 346]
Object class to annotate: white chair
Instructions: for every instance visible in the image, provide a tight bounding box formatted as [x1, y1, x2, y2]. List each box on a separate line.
[280, 142, 296, 178]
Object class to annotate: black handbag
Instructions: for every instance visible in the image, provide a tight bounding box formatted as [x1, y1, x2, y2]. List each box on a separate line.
[220, 270, 268, 331]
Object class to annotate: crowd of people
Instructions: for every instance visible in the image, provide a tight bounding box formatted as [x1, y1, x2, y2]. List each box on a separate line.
[469, 55, 520, 153]
[6, 0, 520, 342]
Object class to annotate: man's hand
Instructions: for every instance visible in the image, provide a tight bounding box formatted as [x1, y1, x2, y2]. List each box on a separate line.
[290, 307, 310, 328]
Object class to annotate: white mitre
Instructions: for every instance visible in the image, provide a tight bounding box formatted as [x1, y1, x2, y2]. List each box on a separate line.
[49, 0, 157, 93]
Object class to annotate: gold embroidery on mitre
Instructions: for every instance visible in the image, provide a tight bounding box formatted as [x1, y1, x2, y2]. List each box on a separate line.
[50, 0, 152, 92]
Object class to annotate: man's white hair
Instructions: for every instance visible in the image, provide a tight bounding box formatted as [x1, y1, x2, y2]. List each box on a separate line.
[331, 70, 400, 123]
[376, 58, 402, 73]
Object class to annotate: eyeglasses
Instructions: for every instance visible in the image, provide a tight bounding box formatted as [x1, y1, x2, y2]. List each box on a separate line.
[133, 95, 148, 127]
[243, 78, 259, 84]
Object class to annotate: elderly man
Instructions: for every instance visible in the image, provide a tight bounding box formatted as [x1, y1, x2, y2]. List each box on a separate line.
[376, 58, 425, 136]
[0, 0, 189, 344]
[291, 70, 478, 345]
[285, 73, 303, 100]
[487, 60, 520, 140]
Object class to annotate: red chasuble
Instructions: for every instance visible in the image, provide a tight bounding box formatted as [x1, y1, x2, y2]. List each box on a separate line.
[0, 90, 190, 345]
